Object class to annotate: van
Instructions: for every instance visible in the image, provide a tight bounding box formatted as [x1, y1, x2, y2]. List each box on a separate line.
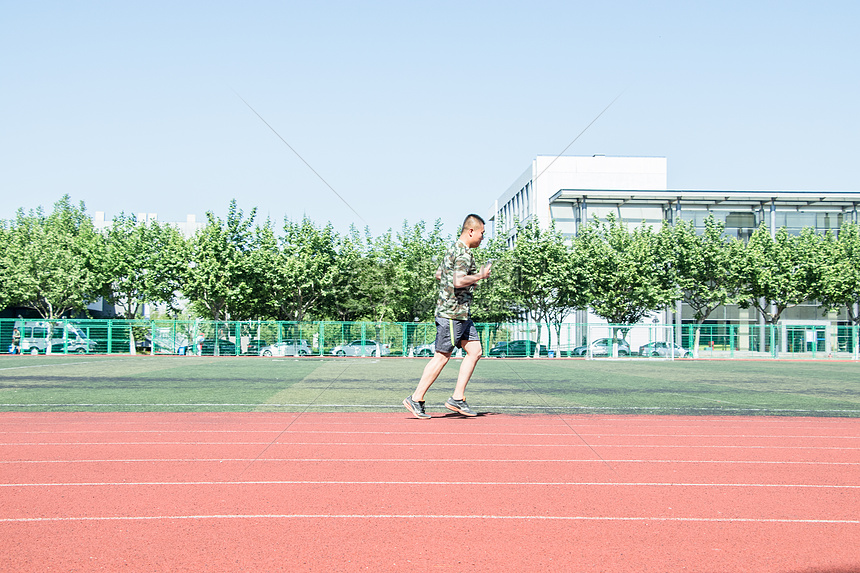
[14, 320, 98, 355]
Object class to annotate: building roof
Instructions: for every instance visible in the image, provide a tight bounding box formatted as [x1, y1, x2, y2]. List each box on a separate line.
[550, 189, 860, 209]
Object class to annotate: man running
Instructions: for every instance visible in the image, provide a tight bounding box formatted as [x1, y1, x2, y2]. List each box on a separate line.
[403, 214, 492, 419]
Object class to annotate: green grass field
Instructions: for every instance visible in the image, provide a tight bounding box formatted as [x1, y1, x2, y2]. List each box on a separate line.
[0, 355, 858, 416]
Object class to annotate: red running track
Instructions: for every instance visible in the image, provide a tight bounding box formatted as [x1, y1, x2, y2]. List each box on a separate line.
[1, 412, 858, 572]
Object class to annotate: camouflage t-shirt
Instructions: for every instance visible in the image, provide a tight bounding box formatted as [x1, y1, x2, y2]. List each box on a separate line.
[435, 239, 477, 320]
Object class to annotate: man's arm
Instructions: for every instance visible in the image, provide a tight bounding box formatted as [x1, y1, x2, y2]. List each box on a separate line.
[453, 262, 492, 288]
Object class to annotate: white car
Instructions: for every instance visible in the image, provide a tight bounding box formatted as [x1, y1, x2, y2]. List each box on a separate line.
[638, 341, 692, 358]
[260, 339, 312, 357]
[412, 342, 435, 357]
[572, 338, 631, 357]
[330, 340, 390, 357]
[411, 342, 465, 357]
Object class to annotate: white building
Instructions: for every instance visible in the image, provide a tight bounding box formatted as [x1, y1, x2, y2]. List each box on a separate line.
[490, 155, 668, 245]
[487, 155, 860, 356]
[92, 211, 205, 238]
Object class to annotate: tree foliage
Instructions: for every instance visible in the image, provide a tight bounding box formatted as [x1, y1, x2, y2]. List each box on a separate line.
[508, 219, 587, 352]
[469, 224, 519, 324]
[661, 216, 743, 323]
[738, 225, 822, 325]
[574, 214, 674, 325]
[660, 216, 745, 355]
[277, 218, 340, 321]
[816, 222, 860, 325]
[1, 196, 853, 335]
[2, 196, 108, 319]
[104, 214, 186, 319]
[183, 200, 266, 320]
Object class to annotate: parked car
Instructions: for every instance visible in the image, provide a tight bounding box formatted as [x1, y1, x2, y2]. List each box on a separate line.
[572, 338, 631, 357]
[14, 320, 98, 355]
[260, 339, 312, 357]
[411, 343, 462, 357]
[135, 336, 152, 352]
[330, 340, 390, 357]
[488, 340, 548, 357]
[200, 339, 237, 356]
[244, 339, 268, 356]
[638, 341, 692, 358]
[412, 342, 435, 357]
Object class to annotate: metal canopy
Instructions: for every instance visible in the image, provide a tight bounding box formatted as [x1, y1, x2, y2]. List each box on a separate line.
[550, 189, 860, 210]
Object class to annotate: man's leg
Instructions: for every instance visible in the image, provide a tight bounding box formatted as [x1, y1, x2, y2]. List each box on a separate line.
[451, 339, 482, 400]
[412, 351, 451, 401]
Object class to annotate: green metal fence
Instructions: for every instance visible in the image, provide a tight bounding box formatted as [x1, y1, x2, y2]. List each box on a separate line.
[1, 318, 857, 359]
[677, 323, 859, 359]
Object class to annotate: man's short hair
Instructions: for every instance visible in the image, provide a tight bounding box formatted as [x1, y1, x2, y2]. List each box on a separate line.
[461, 214, 485, 233]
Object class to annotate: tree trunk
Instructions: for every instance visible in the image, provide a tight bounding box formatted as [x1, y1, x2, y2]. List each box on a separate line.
[693, 323, 702, 359]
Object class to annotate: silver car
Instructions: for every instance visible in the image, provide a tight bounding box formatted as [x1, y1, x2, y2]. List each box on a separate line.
[572, 338, 631, 357]
[260, 339, 312, 357]
[638, 341, 692, 358]
[412, 342, 435, 357]
[411, 342, 463, 357]
[330, 340, 390, 357]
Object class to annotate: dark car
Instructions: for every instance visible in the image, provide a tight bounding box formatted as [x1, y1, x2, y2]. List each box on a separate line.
[572, 338, 631, 357]
[201, 339, 237, 356]
[244, 339, 268, 355]
[488, 340, 548, 357]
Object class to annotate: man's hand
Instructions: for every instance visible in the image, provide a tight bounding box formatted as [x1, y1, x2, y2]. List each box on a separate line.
[453, 261, 492, 288]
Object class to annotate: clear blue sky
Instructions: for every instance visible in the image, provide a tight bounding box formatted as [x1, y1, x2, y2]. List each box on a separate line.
[2, 1, 858, 235]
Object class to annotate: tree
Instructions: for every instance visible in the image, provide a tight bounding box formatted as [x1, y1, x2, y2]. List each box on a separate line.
[469, 222, 520, 325]
[3, 196, 108, 321]
[738, 225, 822, 355]
[243, 219, 283, 320]
[816, 222, 860, 356]
[348, 229, 404, 323]
[276, 217, 340, 321]
[102, 214, 187, 353]
[183, 200, 263, 321]
[104, 214, 186, 319]
[320, 222, 444, 324]
[0, 221, 10, 311]
[393, 220, 448, 323]
[660, 216, 744, 357]
[509, 219, 586, 355]
[574, 214, 674, 346]
[325, 226, 366, 321]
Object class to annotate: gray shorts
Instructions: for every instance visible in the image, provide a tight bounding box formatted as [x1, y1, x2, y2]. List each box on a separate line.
[435, 317, 479, 354]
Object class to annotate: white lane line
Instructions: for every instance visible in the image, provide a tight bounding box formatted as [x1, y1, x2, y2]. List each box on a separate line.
[1, 403, 858, 415]
[2, 442, 285, 445]
[2, 480, 857, 489]
[0, 411, 856, 420]
[3, 430, 858, 439]
[1, 416, 855, 427]
[3, 441, 859, 449]
[1, 514, 857, 524]
[3, 458, 858, 465]
[0, 361, 101, 372]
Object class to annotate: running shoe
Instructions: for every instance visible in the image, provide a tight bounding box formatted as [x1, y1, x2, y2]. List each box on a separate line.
[403, 396, 431, 419]
[445, 397, 477, 417]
